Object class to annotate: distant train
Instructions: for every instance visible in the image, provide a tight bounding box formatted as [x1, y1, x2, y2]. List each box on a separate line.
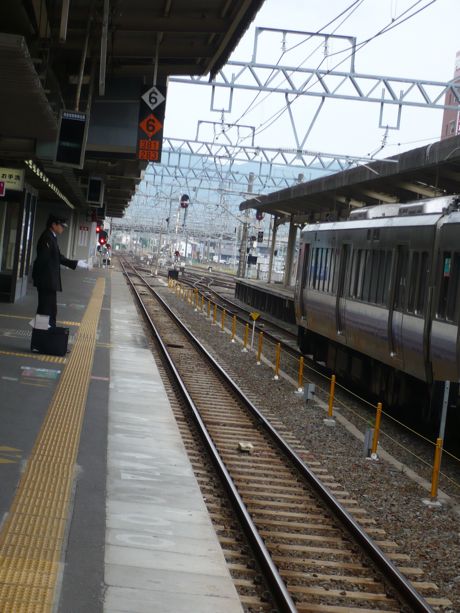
[294, 194, 460, 427]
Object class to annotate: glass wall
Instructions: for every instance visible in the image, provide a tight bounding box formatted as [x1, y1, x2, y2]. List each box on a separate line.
[0, 187, 37, 301]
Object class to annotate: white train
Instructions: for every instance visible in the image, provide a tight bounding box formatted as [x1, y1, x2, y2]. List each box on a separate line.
[294, 195, 460, 427]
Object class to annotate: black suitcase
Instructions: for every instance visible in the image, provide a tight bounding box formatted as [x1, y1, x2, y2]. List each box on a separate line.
[31, 326, 69, 356]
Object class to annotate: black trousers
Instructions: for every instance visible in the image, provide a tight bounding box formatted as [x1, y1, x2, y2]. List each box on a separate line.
[37, 288, 57, 327]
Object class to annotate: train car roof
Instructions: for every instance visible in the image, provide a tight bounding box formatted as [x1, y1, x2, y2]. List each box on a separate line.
[300, 196, 460, 234]
[300, 214, 442, 234]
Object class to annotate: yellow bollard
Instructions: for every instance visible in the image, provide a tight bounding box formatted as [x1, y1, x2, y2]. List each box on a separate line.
[371, 402, 383, 456]
[298, 356, 304, 391]
[221, 309, 226, 332]
[274, 342, 281, 379]
[201, 295, 204, 311]
[430, 437, 443, 500]
[213, 303, 217, 325]
[257, 331, 263, 364]
[231, 315, 236, 343]
[328, 374, 336, 418]
[242, 323, 249, 351]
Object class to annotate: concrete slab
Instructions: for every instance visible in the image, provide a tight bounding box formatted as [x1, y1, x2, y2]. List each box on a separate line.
[105, 564, 239, 599]
[104, 585, 243, 613]
[104, 272, 242, 613]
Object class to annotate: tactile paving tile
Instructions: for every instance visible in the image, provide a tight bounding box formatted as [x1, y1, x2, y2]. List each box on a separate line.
[0, 278, 105, 613]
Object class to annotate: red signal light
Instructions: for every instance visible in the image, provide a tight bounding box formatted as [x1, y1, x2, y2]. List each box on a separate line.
[96, 224, 101, 233]
[98, 230, 108, 246]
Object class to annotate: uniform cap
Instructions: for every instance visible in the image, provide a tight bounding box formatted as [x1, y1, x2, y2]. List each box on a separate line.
[47, 214, 68, 227]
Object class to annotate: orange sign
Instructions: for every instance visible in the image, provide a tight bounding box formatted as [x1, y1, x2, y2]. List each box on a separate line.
[137, 83, 167, 163]
[138, 139, 160, 161]
[139, 114, 162, 138]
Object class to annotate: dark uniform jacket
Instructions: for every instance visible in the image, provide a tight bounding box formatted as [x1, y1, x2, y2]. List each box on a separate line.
[32, 229, 78, 292]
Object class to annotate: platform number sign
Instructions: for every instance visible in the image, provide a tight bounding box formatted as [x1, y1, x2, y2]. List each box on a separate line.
[137, 84, 167, 163]
[141, 86, 165, 111]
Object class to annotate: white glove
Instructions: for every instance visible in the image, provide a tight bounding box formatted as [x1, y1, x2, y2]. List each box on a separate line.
[77, 259, 89, 269]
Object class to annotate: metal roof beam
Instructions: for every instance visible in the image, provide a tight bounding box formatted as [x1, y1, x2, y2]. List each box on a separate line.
[395, 181, 444, 198]
[357, 189, 400, 203]
[171, 61, 460, 111]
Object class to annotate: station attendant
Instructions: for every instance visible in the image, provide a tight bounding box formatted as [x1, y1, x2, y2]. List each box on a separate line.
[32, 214, 89, 327]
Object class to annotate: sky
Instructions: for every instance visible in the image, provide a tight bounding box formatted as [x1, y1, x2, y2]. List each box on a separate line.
[124, 0, 460, 235]
[164, 0, 459, 161]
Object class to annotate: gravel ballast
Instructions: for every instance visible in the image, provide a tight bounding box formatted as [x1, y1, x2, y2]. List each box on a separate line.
[158, 281, 460, 611]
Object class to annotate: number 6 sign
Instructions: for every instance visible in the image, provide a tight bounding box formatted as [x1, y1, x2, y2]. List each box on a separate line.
[141, 86, 165, 111]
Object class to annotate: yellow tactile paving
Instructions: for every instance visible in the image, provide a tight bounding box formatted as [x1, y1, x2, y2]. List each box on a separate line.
[0, 278, 105, 613]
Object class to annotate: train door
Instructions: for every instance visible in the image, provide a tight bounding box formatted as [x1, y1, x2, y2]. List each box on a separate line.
[388, 245, 407, 367]
[336, 243, 350, 338]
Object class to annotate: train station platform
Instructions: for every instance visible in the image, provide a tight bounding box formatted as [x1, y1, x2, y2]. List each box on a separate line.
[235, 277, 295, 325]
[0, 267, 242, 613]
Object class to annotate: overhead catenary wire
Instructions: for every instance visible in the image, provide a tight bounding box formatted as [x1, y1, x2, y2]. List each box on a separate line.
[237, 0, 439, 142]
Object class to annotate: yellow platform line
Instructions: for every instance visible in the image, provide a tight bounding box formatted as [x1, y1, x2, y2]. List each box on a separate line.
[0, 278, 105, 613]
[0, 314, 80, 326]
[0, 350, 66, 364]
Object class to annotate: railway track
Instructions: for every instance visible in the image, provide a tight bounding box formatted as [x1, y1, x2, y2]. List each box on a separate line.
[122, 261, 444, 613]
[133, 259, 299, 351]
[122, 256, 460, 487]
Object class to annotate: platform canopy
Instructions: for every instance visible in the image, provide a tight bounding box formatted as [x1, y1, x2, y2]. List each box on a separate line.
[0, 0, 265, 216]
[239, 135, 460, 225]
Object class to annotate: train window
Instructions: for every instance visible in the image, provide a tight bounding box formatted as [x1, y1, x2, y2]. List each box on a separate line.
[437, 252, 452, 319]
[446, 253, 460, 322]
[309, 248, 318, 287]
[394, 246, 408, 310]
[320, 248, 327, 290]
[337, 244, 350, 302]
[361, 251, 373, 301]
[348, 250, 357, 296]
[415, 252, 429, 314]
[314, 248, 322, 289]
[318, 248, 324, 290]
[350, 249, 364, 298]
[369, 251, 382, 303]
[328, 248, 336, 293]
[382, 251, 393, 305]
[332, 248, 340, 293]
[300, 245, 310, 290]
[321, 249, 329, 291]
[407, 252, 420, 313]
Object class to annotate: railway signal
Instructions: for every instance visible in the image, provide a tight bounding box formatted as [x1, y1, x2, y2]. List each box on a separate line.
[98, 230, 108, 246]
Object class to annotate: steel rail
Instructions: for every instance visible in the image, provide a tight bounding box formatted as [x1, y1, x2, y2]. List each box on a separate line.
[122, 262, 298, 612]
[125, 262, 436, 613]
[126, 263, 436, 611]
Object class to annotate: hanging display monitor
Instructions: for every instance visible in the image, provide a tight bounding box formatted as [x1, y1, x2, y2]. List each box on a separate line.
[87, 176, 105, 205]
[55, 110, 88, 168]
